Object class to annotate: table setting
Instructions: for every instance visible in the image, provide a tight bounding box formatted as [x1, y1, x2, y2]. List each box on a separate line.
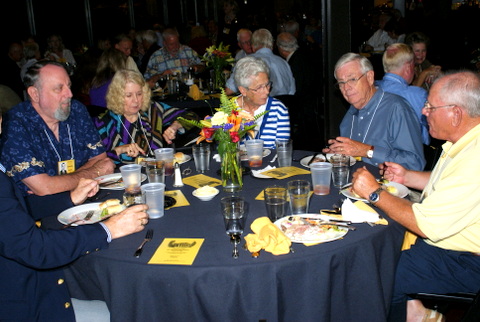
[40, 146, 406, 321]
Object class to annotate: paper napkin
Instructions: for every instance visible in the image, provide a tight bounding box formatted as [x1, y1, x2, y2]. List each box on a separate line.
[342, 198, 380, 223]
[244, 217, 291, 255]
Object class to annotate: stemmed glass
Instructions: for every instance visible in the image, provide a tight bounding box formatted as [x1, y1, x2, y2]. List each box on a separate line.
[220, 196, 249, 259]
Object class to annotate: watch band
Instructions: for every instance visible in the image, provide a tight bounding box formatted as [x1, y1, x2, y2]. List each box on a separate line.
[369, 187, 384, 204]
[367, 146, 375, 159]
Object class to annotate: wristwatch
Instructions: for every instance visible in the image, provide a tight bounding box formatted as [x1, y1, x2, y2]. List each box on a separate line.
[369, 187, 384, 204]
[366, 146, 375, 159]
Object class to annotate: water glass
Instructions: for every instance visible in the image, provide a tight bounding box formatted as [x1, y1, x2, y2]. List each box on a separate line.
[147, 167, 165, 184]
[245, 139, 264, 168]
[310, 162, 333, 195]
[220, 196, 249, 235]
[330, 154, 350, 188]
[287, 180, 311, 214]
[192, 143, 211, 173]
[264, 186, 289, 222]
[275, 139, 293, 167]
[154, 148, 174, 176]
[141, 183, 165, 219]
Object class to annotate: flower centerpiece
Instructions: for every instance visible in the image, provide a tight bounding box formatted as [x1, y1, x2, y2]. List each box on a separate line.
[178, 90, 267, 192]
[202, 43, 235, 91]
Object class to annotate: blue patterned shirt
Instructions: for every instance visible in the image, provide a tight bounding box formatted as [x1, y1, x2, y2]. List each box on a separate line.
[339, 88, 426, 171]
[376, 73, 430, 145]
[0, 100, 105, 194]
[143, 45, 202, 80]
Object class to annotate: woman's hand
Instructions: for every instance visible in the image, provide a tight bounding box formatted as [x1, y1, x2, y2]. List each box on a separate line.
[114, 143, 145, 158]
[163, 121, 184, 144]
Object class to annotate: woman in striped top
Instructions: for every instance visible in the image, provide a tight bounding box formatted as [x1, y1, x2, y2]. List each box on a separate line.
[233, 56, 290, 149]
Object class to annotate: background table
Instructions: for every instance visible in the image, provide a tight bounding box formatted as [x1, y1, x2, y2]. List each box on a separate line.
[47, 150, 405, 321]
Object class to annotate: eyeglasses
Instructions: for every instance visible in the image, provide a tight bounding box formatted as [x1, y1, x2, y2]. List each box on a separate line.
[422, 101, 456, 113]
[247, 81, 272, 93]
[335, 73, 366, 89]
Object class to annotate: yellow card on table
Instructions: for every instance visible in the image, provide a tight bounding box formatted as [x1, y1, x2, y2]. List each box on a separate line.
[260, 166, 310, 179]
[148, 238, 204, 265]
[165, 190, 190, 207]
[182, 174, 222, 189]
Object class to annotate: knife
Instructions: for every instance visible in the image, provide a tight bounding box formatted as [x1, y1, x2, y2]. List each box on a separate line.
[307, 152, 321, 166]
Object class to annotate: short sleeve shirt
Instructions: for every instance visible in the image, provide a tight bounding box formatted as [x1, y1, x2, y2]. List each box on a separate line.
[0, 100, 105, 194]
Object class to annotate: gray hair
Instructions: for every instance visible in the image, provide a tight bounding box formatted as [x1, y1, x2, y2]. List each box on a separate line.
[23, 42, 40, 60]
[435, 71, 480, 118]
[251, 28, 274, 50]
[234, 56, 270, 89]
[382, 43, 414, 73]
[138, 30, 158, 45]
[276, 32, 299, 52]
[334, 53, 373, 80]
[24, 60, 66, 88]
[284, 21, 300, 34]
[162, 28, 180, 40]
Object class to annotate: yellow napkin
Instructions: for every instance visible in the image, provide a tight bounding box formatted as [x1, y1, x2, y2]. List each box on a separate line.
[244, 217, 291, 255]
[401, 231, 418, 250]
[188, 84, 203, 100]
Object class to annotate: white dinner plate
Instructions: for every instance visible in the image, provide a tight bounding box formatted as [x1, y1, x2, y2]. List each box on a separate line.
[97, 173, 147, 190]
[57, 203, 103, 226]
[340, 181, 410, 202]
[239, 148, 271, 161]
[325, 153, 357, 166]
[299, 154, 327, 168]
[274, 214, 349, 243]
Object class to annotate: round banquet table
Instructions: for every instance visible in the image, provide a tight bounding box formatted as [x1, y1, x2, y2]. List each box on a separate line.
[43, 150, 405, 322]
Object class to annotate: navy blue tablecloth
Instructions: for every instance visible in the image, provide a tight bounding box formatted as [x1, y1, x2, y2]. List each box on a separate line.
[55, 150, 405, 321]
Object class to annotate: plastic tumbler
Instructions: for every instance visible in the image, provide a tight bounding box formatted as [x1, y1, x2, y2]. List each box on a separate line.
[245, 139, 264, 168]
[154, 148, 174, 176]
[310, 162, 333, 195]
[141, 183, 165, 219]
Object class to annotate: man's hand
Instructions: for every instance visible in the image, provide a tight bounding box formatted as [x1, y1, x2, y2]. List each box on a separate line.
[104, 204, 149, 239]
[70, 178, 99, 205]
[92, 157, 115, 177]
[379, 161, 407, 184]
[323, 137, 370, 157]
[351, 167, 381, 199]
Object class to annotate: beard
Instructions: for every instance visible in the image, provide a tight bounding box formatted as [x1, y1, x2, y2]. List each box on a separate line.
[54, 102, 71, 121]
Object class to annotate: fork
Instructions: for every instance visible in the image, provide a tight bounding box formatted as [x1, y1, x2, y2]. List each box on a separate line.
[63, 210, 95, 228]
[134, 229, 154, 258]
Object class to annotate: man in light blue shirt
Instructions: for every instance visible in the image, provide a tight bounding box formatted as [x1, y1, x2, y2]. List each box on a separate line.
[225, 28, 295, 97]
[376, 43, 430, 145]
[323, 53, 425, 171]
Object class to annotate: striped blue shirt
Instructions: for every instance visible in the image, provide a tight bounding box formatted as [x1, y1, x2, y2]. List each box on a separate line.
[241, 96, 290, 149]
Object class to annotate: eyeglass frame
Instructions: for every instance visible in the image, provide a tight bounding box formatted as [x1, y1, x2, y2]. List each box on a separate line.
[246, 81, 272, 93]
[334, 73, 367, 90]
[422, 101, 456, 113]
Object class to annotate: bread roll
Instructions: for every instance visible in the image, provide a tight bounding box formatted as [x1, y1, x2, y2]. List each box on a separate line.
[174, 152, 185, 162]
[105, 204, 126, 215]
[99, 199, 120, 209]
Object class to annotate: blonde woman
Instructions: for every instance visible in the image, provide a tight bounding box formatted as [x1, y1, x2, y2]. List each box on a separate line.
[93, 69, 192, 164]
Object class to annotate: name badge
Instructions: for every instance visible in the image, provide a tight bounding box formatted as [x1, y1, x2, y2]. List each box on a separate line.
[58, 159, 75, 175]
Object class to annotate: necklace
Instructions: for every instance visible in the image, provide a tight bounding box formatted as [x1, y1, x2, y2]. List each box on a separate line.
[349, 91, 384, 143]
[117, 113, 154, 156]
[44, 124, 74, 161]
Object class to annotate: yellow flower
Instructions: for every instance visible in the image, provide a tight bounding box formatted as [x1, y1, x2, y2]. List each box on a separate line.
[210, 111, 229, 126]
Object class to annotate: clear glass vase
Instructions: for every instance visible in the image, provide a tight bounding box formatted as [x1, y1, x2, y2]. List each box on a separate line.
[220, 141, 242, 193]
